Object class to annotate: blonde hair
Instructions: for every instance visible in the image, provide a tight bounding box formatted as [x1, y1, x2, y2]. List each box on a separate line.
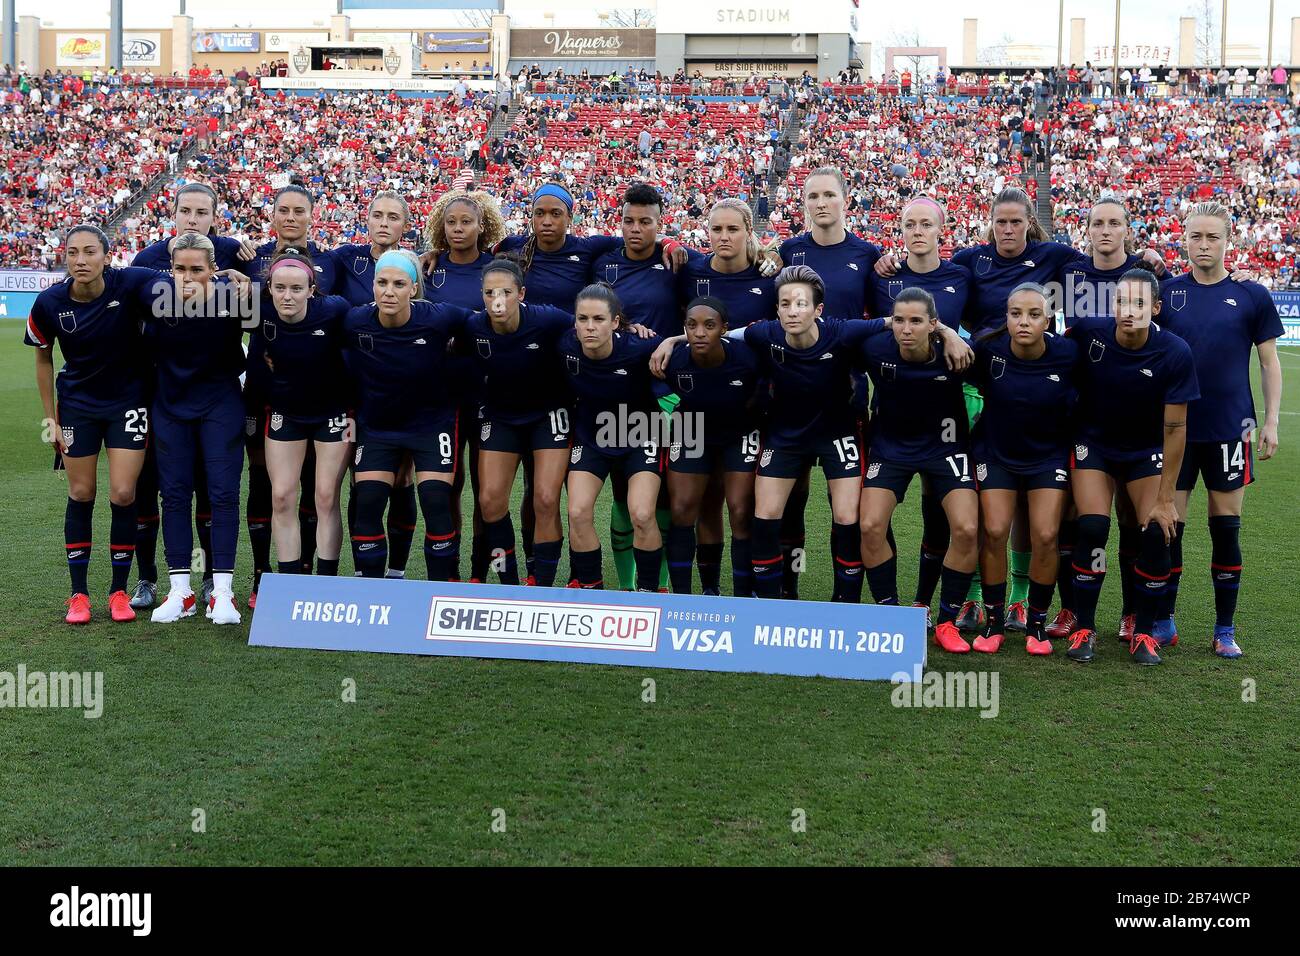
[423, 190, 506, 257]
[983, 186, 1048, 244]
[171, 232, 217, 269]
[708, 198, 760, 264]
[368, 190, 410, 224]
[1184, 201, 1232, 229]
[901, 195, 948, 225]
[376, 249, 425, 300]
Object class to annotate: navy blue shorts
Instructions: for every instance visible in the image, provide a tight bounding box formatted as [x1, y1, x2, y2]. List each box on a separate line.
[265, 410, 351, 444]
[862, 453, 975, 502]
[569, 440, 666, 481]
[669, 428, 760, 475]
[1071, 441, 1164, 483]
[758, 429, 862, 481]
[57, 403, 150, 458]
[355, 417, 459, 475]
[975, 456, 1071, 492]
[1176, 439, 1255, 492]
[479, 406, 572, 455]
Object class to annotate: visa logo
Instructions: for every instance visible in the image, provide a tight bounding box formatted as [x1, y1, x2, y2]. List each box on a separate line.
[668, 627, 734, 653]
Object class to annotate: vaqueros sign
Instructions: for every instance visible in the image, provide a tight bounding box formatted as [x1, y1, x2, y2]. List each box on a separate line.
[510, 29, 655, 60]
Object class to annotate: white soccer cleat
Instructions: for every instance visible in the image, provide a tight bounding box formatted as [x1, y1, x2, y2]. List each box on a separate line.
[151, 591, 197, 623]
[208, 589, 242, 626]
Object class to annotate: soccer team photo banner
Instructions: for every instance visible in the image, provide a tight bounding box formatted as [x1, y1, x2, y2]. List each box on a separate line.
[248, 575, 927, 682]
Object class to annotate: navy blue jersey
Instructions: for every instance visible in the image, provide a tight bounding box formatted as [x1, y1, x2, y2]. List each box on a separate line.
[1068, 316, 1200, 459]
[130, 276, 249, 417]
[327, 244, 389, 307]
[556, 328, 662, 447]
[969, 332, 1079, 471]
[664, 339, 761, 443]
[741, 317, 886, 447]
[131, 235, 250, 275]
[497, 234, 620, 310]
[426, 251, 496, 310]
[1059, 253, 1141, 326]
[861, 335, 969, 466]
[870, 260, 973, 335]
[1159, 273, 1283, 443]
[249, 240, 337, 294]
[260, 294, 352, 422]
[342, 301, 473, 439]
[952, 240, 1086, 331]
[23, 267, 157, 415]
[591, 244, 681, 335]
[678, 254, 776, 328]
[780, 231, 882, 320]
[467, 303, 574, 425]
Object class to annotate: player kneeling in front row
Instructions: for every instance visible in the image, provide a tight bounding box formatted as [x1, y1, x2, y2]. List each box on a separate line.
[1064, 270, 1198, 665]
[967, 284, 1077, 654]
[859, 287, 978, 650]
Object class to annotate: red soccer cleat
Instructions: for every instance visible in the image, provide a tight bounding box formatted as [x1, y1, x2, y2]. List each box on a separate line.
[972, 630, 1004, 654]
[1025, 634, 1054, 655]
[525, 575, 537, 587]
[934, 621, 970, 654]
[1046, 608, 1077, 639]
[65, 593, 91, 625]
[108, 590, 136, 623]
[1117, 613, 1135, 643]
[247, 591, 258, 610]
[468, 578, 483, 584]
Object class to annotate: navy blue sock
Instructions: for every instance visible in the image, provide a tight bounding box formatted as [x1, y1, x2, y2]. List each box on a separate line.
[109, 501, 137, 594]
[1071, 514, 1111, 631]
[983, 580, 1007, 631]
[1161, 521, 1186, 619]
[831, 521, 863, 603]
[696, 541, 723, 593]
[1135, 522, 1171, 635]
[1056, 517, 1077, 613]
[1118, 523, 1139, 616]
[316, 557, 339, 576]
[1027, 579, 1054, 638]
[569, 546, 603, 588]
[750, 517, 783, 599]
[666, 524, 696, 594]
[915, 493, 949, 605]
[533, 539, 562, 588]
[634, 546, 663, 592]
[418, 480, 459, 581]
[730, 537, 753, 597]
[1208, 515, 1242, 628]
[865, 557, 899, 606]
[938, 565, 975, 625]
[387, 483, 417, 574]
[65, 497, 94, 596]
[350, 480, 390, 579]
[483, 515, 519, 585]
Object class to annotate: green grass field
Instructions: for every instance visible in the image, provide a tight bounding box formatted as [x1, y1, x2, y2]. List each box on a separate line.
[2, 327, 1297, 866]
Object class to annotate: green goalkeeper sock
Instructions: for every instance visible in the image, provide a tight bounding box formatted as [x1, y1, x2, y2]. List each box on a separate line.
[610, 501, 635, 590]
[656, 506, 671, 590]
[1009, 549, 1032, 605]
[965, 563, 983, 603]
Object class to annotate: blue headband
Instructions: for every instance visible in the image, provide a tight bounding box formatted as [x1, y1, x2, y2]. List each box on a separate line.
[375, 251, 419, 285]
[532, 183, 574, 214]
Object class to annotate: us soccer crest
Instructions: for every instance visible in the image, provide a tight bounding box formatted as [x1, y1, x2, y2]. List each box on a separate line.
[603, 263, 619, 284]
[976, 463, 988, 482]
[676, 373, 694, 393]
[670, 443, 681, 462]
[866, 461, 881, 479]
[58, 310, 77, 333]
[384, 47, 400, 76]
[292, 46, 309, 74]
[570, 444, 583, 465]
[353, 256, 370, 276]
[887, 280, 903, 299]
[975, 256, 992, 276]
[355, 445, 364, 466]
[262, 319, 277, 342]
[761, 448, 774, 468]
[62, 426, 75, 448]
[1169, 289, 1186, 312]
[791, 251, 805, 266]
[476, 338, 491, 359]
[1075, 444, 1089, 461]
[769, 344, 785, 364]
[990, 355, 1006, 379]
[1089, 338, 1106, 363]
[430, 269, 446, 290]
[881, 361, 896, 382]
[480, 422, 491, 441]
[270, 413, 283, 432]
[244, 416, 257, 437]
[566, 354, 581, 375]
[694, 279, 710, 298]
[357, 333, 374, 353]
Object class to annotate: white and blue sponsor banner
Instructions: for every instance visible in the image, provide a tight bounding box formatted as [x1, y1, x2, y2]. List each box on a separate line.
[0, 269, 61, 320]
[1274, 291, 1300, 344]
[249, 575, 927, 682]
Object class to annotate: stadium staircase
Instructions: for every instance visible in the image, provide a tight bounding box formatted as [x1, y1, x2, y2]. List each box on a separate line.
[486, 94, 519, 143]
[107, 106, 241, 235]
[1031, 94, 1053, 230]
[757, 101, 803, 233]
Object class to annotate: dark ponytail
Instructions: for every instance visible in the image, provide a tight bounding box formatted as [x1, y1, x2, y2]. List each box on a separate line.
[575, 281, 627, 329]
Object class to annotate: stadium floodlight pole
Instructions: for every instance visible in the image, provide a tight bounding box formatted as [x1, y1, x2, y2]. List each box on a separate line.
[1220, 0, 1227, 66]
[109, 0, 123, 71]
[1267, 0, 1273, 65]
[1057, 0, 1064, 69]
[1112, 0, 1120, 97]
[3, 0, 15, 75]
